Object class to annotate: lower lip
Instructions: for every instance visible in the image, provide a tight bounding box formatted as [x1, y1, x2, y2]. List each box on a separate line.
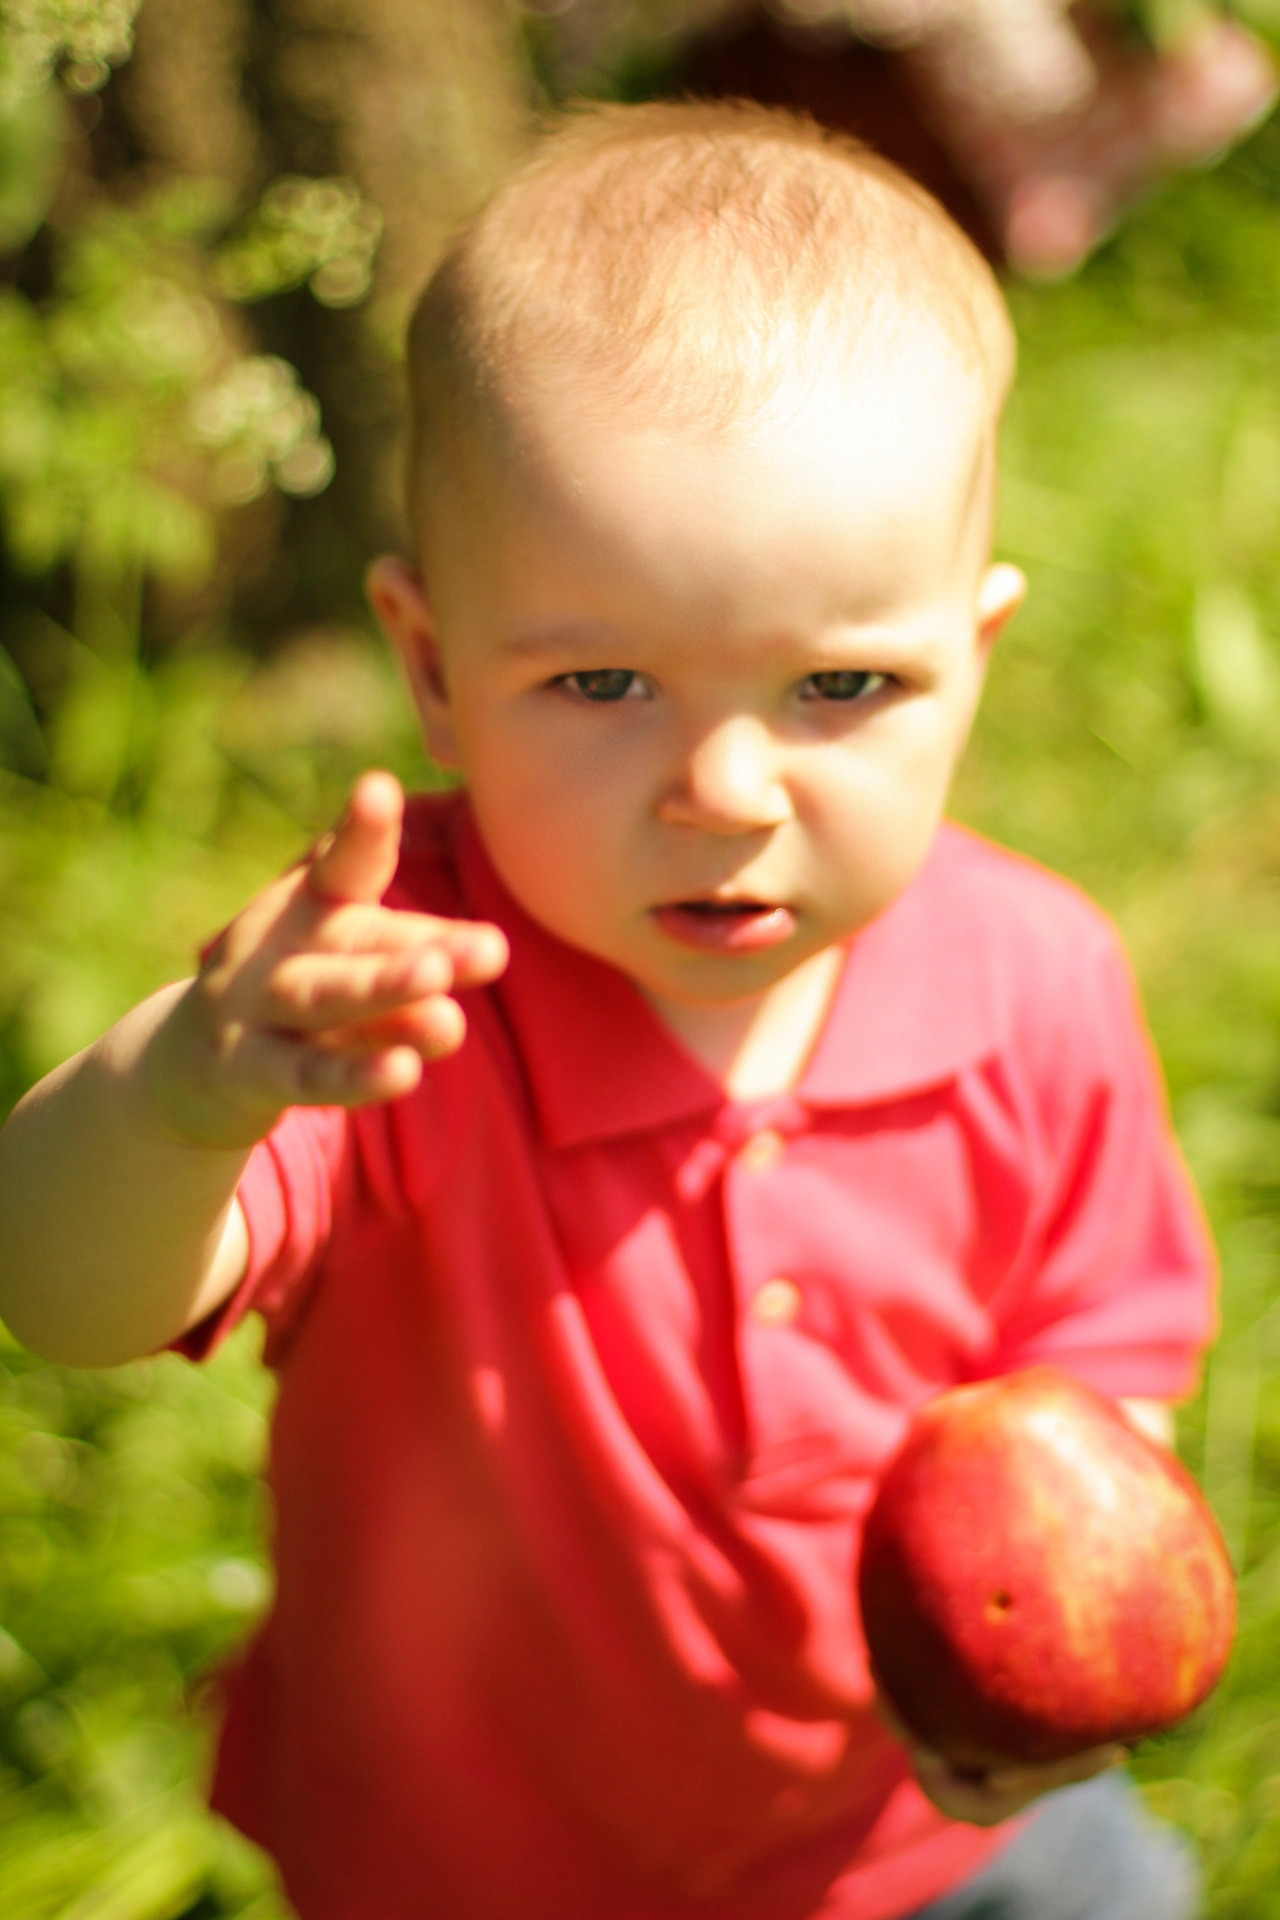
[651, 903, 798, 953]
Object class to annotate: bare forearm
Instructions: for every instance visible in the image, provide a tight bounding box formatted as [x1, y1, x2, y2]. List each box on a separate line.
[0, 778, 507, 1368]
[0, 984, 250, 1367]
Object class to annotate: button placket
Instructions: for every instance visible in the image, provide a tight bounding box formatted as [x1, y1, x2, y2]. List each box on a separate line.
[752, 1277, 803, 1326]
[722, 1108, 808, 1338]
[735, 1120, 809, 1350]
[737, 1127, 787, 1175]
[722, 1108, 815, 1458]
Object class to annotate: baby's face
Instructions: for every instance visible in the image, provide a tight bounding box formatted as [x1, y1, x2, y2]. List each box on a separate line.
[385, 359, 1022, 1012]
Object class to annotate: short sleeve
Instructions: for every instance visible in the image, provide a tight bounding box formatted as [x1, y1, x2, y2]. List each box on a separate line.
[175, 1104, 347, 1360]
[988, 929, 1217, 1401]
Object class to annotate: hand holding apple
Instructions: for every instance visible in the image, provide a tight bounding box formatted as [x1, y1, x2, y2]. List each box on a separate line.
[859, 1368, 1235, 1778]
[875, 1689, 1123, 1828]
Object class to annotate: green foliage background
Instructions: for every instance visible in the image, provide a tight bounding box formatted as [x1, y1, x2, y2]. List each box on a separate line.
[5, 3, 1280, 1914]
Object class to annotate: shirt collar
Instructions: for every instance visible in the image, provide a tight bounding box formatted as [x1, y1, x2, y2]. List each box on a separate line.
[451, 803, 1001, 1150]
[799, 825, 1003, 1110]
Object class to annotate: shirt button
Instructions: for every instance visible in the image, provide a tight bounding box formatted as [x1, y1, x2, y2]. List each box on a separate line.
[739, 1128, 786, 1174]
[752, 1277, 803, 1327]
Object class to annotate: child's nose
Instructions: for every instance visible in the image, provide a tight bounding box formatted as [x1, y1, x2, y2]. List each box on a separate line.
[656, 717, 792, 835]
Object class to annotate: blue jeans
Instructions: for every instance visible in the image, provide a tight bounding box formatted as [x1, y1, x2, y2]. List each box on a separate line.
[905, 1773, 1201, 1920]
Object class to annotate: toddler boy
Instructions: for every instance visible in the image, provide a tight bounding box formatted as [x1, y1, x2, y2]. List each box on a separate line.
[0, 103, 1213, 1920]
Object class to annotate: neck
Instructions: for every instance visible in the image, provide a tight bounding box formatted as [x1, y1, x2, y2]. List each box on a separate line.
[645, 945, 846, 1101]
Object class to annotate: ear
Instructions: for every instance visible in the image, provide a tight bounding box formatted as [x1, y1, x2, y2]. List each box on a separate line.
[976, 563, 1027, 656]
[366, 555, 462, 770]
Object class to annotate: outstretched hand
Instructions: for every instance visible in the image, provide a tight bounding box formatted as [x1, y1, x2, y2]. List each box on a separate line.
[875, 1692, 1122, 1828]
[149, 773, 508, 1150]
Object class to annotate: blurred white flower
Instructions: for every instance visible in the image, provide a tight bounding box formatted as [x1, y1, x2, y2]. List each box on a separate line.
[217, 175, 383, 309]
[191, 353, 334, 503]
[208, 1557, 271, 1612]
[0, 0, 143, 109]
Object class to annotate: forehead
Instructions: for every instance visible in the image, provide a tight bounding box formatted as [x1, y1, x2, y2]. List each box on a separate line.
[449, 346, 994, 630]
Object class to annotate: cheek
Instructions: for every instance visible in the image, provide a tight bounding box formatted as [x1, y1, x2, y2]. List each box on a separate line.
[459, 712, 642, 916]
[811, 709, 957, 818]
[801, 711, 964, 890]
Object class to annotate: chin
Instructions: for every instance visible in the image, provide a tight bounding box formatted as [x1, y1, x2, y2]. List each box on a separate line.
[646, 945, 819, 1004]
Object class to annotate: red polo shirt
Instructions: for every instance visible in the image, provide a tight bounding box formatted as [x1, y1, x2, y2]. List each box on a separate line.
[189, 792, 1214, 1920]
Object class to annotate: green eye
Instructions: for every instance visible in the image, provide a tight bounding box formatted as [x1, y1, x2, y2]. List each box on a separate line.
[801, 670, 886, 702]
[562, 670, 645, 702]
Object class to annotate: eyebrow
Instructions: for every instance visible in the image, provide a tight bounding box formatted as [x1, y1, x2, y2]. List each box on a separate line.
[808, 620, 951, 670]
[497, 622, 631, 660]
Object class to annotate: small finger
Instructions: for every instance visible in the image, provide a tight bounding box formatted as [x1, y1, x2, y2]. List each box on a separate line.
[986, 1743, 1125, 1797]
[332, 993, 469, 1061]
[231, 1026, 425, 1108]
[262, 949, 456, 1031]
[908, 1755, 1029, 1827]
[308, 772, 405, 906]
[447, 922, 508, 985]
[296, 1042, 425, 1104]
[309, 903, 508, 981]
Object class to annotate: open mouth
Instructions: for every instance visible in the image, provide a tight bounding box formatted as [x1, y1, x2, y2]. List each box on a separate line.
[651, 899, 797, 954]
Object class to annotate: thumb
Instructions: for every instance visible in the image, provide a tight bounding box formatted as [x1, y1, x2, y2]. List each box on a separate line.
[308, 772, 405, 905]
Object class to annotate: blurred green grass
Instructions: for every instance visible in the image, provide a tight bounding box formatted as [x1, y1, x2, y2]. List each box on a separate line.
[5, 94, 1280, 1920]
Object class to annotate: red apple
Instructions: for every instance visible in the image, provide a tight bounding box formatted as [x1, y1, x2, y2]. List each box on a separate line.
[858, 1367, 1236, 1769]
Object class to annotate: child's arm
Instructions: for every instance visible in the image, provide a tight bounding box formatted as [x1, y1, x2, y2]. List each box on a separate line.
[0, 774, 507, 1368]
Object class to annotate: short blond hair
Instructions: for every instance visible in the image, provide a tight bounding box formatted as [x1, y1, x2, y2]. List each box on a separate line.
[406, 99, 1014, 528]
